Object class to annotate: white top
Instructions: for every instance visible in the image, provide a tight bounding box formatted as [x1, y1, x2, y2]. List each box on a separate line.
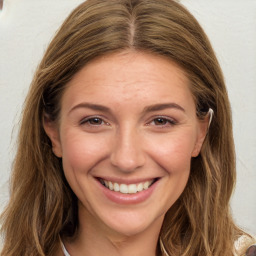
[61, 241, 71, 256]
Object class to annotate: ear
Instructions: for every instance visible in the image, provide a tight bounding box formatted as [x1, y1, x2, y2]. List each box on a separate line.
[191, 113, 211, 157]
[43, 114, 62, 158]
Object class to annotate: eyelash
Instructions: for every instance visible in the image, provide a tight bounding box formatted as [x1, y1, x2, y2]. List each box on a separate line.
[79, 116, 177, 128]
[147, 116, 177, 127]
[80, 116, 109, 126]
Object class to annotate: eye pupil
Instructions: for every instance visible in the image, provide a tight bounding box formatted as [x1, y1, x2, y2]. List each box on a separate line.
[89, 118, 102, 125]
[155, 118, 167, 125]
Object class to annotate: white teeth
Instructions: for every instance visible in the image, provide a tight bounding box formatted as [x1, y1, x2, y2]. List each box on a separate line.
[143, 181, 150, 190]
[109, 181, 114, 191]
[114, 183, 119, 192]
[137, 183, 143, 192]
[101, 179, 155, 194]
[128, 184, 137, 194]
[120, 184, 129, 194]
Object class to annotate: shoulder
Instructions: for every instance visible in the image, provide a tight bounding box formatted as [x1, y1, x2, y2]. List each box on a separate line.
[235, 235, 256, 256]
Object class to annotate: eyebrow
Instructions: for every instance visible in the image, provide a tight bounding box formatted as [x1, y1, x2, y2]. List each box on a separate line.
[142, 103, 185, 113]
[68, 102, 185, 115]
[69, 103, 111, 115]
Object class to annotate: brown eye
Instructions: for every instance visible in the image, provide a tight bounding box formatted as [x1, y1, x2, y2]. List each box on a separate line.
[80, 117, 105, 126]
[88, 118, 103, 125]
[154, 118, 168, 125]
[151, 117, 176, 126]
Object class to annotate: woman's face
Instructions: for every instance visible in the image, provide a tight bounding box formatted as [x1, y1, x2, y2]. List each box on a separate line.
[45, 51, 208, 237]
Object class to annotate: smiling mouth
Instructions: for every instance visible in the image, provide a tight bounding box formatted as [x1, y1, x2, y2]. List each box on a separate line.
[98, 178, 158, 194]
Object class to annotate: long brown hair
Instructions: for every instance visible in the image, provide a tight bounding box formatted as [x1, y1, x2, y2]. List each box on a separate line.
[1, 0, 254, 255]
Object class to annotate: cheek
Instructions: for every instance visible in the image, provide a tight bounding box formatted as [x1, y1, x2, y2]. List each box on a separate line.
[60, 129, 109, 175]
[146, 131, 196, 173]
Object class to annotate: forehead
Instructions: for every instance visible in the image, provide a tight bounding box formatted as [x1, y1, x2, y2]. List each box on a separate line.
[61, 51, 195, 112]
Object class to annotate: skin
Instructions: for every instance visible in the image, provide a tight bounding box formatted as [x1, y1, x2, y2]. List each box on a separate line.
[44, 50, 209, 256]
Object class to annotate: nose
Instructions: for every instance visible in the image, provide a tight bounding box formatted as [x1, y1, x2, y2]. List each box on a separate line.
[110, 128, 145, 172]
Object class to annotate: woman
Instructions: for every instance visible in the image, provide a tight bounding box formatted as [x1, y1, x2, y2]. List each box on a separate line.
[1, 0, 255, 255]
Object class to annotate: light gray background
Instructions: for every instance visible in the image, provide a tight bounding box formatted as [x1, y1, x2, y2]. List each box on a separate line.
[0, 0, 255, 235]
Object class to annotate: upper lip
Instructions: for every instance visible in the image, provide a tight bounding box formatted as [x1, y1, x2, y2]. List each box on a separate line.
[96, 176, 160, 185]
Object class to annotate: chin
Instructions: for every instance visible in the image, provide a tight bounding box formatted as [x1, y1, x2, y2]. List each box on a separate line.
[98, 208, 165, 238]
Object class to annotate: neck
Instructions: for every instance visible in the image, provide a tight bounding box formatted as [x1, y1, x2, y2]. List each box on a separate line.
[63, 204, 164, 256]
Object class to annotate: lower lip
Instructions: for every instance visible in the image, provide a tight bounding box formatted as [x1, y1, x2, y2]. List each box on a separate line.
[97, 179, 159, 205]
